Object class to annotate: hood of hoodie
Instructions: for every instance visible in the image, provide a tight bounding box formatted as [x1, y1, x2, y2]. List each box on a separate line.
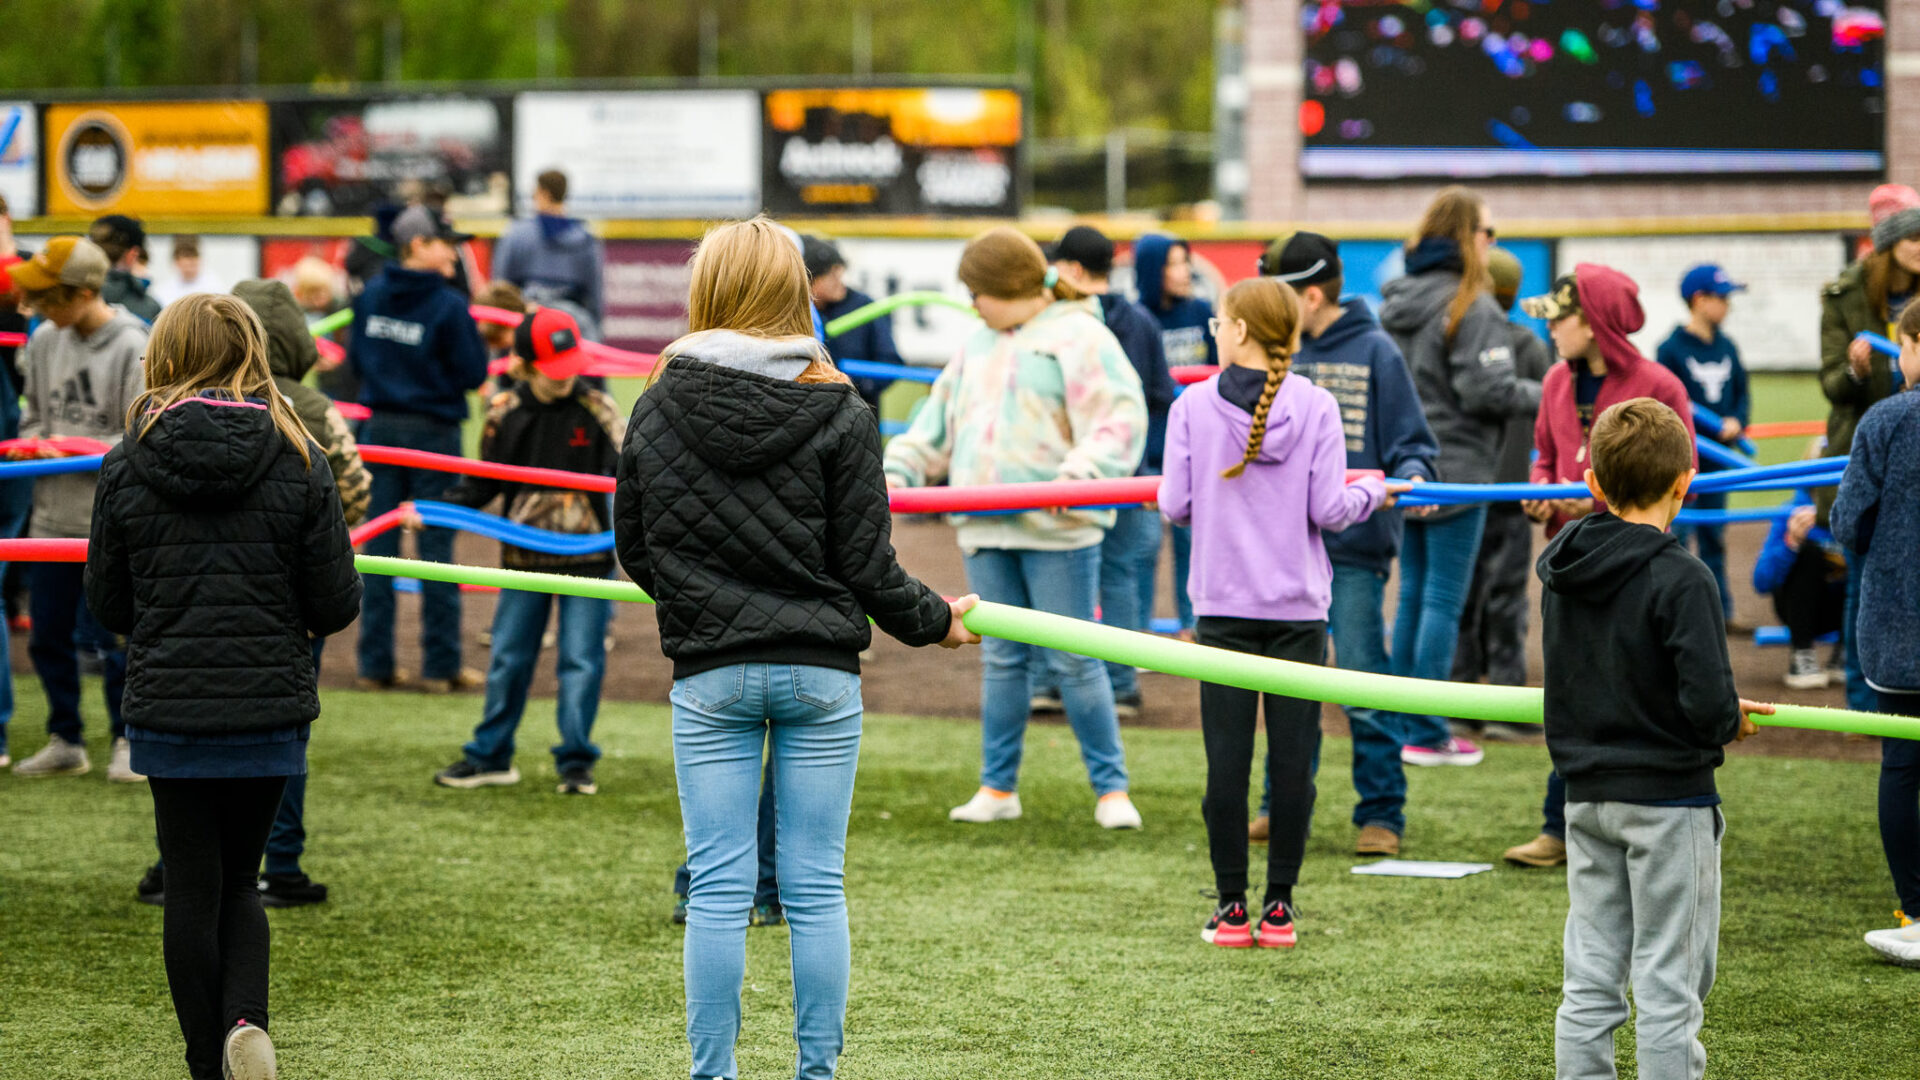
[375, 265, 454, 301]
[75, 308, 149, 354]
[1202, 370, 1313, 468]
[1132, 233, 1186, 313]
[1306, 298, 1382, 352]
[536, 213, 593, 247]
[654, 331, 843, 473]
[1571, 263, 1649, 376]
[125, 396, 286, 508]
[1537, 512, 1676, 602]
[1378, 264, 1462, 337]
[233, 279, 321, 382]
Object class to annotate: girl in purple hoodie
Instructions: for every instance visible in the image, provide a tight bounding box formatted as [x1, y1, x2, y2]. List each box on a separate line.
[1160, 277, 1399, 949]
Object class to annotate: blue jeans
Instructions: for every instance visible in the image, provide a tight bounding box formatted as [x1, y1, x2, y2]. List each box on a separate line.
[357, 412, 464, 681]
[675, 758, 780, 908]
[1171, 522, 1195, 629]
[1543, 770, 1567, 839]
[964, 546, 1129, 796]
[1844, 549, 1880, 715]
[1675, 491, 1731, 619]
[263, 638, 329, 876]
[29, 562, 126, 744]
[1329, 563, 1410, 834]
[463, 588, 610, 773]
[0, 475, 27, 754]
[672, 663, 863, 1080]
[1390, 508, 1488, 751]
[1096, 506, 1163, 697]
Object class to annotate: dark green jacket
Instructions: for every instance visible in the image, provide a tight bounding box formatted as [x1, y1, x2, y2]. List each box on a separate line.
[1818, 259, 1900, 522]
[233, 279, 371, 525]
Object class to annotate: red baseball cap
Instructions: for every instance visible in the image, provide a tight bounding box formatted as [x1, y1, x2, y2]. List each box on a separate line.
[514, 306, 593, 380]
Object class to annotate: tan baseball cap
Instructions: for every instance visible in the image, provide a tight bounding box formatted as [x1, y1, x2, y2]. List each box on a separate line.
[8, 237, 110, 293]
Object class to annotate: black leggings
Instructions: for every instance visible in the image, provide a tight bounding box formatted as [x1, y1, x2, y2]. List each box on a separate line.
[1196, 616, 1327, 899]
[1878, 694, 1920, 916]
[150, 776, 288, 1080]
[1772, 544, 1846, 650]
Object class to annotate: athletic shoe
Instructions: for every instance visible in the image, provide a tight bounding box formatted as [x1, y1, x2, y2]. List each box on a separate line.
[1113, 691, 1142, 720]
[354, 671, 411, 691]
[136, 863, 165, 907]
[0, 754, 9, 769]
[1356, 825, 1401, 857]
[1786, 648, 1831, 690]
[750, 903, 786, 927]
[1248, 815, 1270, 842]
[222, 1018, 278, 1080]
[949, 788, 1022, 823]
[12, 738, 89, 777]
[434, 761, 522, 789]
[1864, 911, 1920, 967]
[422, 667, 486, 694]
[1094, 791, 1143, 830]
[107, 737, 145, 783]
[258, 873, 329, 909]
[557, 766, 598, 795]
[671, 894, 688, 925]
[1503, 833, 1568, 868]
[1202, 901, 1253, 947]
[1256, 899, 1297, 948]
[1029, 692, 1064, 715]
[1401, 736, 1485, 767]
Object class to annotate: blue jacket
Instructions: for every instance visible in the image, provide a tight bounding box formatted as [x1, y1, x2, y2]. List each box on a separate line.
[1291, 299, 1439, 572]
[1656, 325, 1750, 435]
[1132, 234, 1217, 369]
[1832, 391, 1920, 693]
[1751, 489, 1839, 595]
[493, 214, 605, 324]
[821, 288, 901, 404]
[1098, 292, 1178, 472]
[348, 267, 490, 424]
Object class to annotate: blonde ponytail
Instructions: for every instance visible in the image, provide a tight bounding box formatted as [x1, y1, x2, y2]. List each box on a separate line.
[1218, 278, 1302, 479]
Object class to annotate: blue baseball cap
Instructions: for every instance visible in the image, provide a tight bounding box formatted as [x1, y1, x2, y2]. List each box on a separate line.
[1680, 264, 1746, 301]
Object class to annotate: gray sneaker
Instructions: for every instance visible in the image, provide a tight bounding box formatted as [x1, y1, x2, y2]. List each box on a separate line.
[107, 737, 146, 783]
[12, 738, 90, 777]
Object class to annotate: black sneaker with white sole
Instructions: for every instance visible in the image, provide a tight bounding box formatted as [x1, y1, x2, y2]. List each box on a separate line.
[136, 863, 165, 907]
[557, 766, 598, 795]
[434, 761, 521, 789]
[259, 873, 330, 909]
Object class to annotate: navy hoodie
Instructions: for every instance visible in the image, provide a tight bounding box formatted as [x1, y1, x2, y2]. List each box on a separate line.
[1132, 234, 1217, 369]
[1656, 325, 1749, 438]
[1098, 292, 1179, 471]
[820, 287, 902, 406]
[1292, 299, 1439, 572]
[348, 266, 490, 424]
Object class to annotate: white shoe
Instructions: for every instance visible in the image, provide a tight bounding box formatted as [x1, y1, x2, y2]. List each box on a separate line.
[12, 738, 89, 777]
[1094, 792, 1143, 830]
[1785, 648, 1831, 690]
[1864, 919, 1920, 967]
[222, 1019, 278, 1079]
[107, 737, 146, 783]
[949, 788, 1022, 823]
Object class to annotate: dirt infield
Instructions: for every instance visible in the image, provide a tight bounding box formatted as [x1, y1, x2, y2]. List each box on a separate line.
[323, 514, 1878, 764]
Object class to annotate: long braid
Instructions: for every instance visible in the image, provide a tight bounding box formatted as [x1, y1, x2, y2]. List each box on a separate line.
[1221, 343, 1290, 479]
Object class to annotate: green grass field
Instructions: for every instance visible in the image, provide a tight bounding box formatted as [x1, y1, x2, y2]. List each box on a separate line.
[1, 686, 1910, 1079]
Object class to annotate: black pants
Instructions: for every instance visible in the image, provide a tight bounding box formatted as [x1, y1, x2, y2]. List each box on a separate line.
[1879, 694, 1920, 915]
[1772, 543, 1846, 649]
[1452, 503, 1532, 688]
[1196, 616, 1326, 898]
[150, 776, 288, 1080]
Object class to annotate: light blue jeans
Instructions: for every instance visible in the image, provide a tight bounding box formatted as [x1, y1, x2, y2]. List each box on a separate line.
[1390, 508, 1489, 751]
[1099, 505, 1164, 695]
[673, 663, 864, 1080]
[965, 546, 1129, 796]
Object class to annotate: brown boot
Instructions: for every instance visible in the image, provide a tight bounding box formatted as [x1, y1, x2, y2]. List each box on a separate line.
[354, 670, 413, 691]
[1503, 833, 1568, 868]
[1248, 815, 1270, 842]
[422, 667, 486, 694]
[1356, 825, 1401, 857]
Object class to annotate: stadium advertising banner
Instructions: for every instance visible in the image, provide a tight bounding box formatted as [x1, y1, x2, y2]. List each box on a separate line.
[601, 239, 699, 354]
[45, 101, 268, 216]
[0, 103, 39, 217]
[763, 88, 1021, 216]
[1300, 0, 1885, 178]
[513, 92, 760, 219]
[270, 95, 512, 217]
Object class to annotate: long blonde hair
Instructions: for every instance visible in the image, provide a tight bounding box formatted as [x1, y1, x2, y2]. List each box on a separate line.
[1219, 278, 1301, 479]
[654, 217, 850, 387]
[130, 293, 312, 467]
[1410, 185, 1490, 344]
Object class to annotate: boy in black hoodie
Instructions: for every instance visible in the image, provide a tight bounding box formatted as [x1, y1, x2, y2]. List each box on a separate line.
[1539, 397, 1770, 1080]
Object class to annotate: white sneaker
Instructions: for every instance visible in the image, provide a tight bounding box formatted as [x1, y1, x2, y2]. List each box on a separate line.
[222, 1019, 279, 1079]
[949, 788, 1022, 823]
[1785, 648, 1831, 690]
[1864, 919, 1920, 967]
[12, 738, 89, 777]
[1094, 792, 1143, 830]
[1401, 736, 1485, 767]
[107, 737, 146, 783]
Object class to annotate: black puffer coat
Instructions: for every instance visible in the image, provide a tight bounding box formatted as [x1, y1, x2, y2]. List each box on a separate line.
[86, 395, 362, 734]
[615, 348, 951, 679]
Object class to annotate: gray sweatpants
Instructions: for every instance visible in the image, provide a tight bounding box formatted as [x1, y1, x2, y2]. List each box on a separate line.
[1556, 801, 1724, 1080]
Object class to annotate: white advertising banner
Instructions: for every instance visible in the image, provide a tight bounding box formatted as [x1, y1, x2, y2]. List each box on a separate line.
[1556, 234, 1847, 372]
[0, 103, 38, 218]
[513, 91, 760, 219]
[832, 238, 974, 366]
[20, 234, 261, 303]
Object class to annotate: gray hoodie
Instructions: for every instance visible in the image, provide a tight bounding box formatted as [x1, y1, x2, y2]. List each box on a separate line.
[1378, 269, 1541, 515]
[660, 329, 825, 380]
[20, 307, 148, 538]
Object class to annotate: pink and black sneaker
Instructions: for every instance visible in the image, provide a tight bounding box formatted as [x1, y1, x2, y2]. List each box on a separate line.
[1257, 899, 1297, 948]
[1201, 900, 1253, 948]
[1400, 736, 1485, 767]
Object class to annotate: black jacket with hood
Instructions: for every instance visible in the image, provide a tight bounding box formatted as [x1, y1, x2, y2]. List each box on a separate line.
[1537, 512, 1742, 803]
[85, 395, 363, 735]
[614, 330, 952, 679]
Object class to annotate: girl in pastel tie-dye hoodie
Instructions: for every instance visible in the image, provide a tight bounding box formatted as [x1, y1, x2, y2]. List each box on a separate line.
[884, 226, 1148, 830]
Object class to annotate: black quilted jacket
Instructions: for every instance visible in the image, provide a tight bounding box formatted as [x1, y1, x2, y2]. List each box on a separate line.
[615, 356, 951, 679]
[85, 395, 363, 735]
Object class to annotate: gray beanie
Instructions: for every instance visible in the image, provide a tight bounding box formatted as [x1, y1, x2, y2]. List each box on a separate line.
[1874, 206, 1920, 253]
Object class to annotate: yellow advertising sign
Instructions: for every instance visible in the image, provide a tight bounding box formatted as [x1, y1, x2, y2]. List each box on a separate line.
[46, 102, 269, 216]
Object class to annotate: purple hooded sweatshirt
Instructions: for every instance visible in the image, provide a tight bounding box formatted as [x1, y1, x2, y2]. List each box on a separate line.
[1159, 371, 1388, 622]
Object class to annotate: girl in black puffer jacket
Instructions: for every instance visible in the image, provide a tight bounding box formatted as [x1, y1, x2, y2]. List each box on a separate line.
[86, 293, 361, 1080]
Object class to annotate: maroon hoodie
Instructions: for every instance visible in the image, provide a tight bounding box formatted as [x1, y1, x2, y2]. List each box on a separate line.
[1530, 264, 1697, 535]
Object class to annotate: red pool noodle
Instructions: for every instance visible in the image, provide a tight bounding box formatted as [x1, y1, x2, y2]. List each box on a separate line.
[0, 331, 25, 347]
[1170, 366, 1219, 385]
[886, 470, 1382, 515]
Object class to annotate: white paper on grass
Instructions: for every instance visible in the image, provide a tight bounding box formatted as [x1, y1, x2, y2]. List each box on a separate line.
[1350, 859, 1494, 879]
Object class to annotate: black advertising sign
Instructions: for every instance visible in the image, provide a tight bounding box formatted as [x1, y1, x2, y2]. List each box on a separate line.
[762, 88, 1021, 216]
